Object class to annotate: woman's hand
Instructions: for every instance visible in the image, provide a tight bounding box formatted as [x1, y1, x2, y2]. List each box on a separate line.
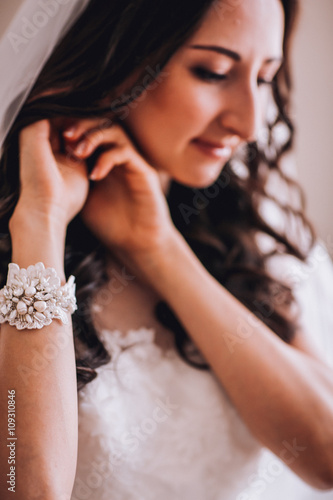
[11, 119, 89, 233]
[62, 118, 178, 260]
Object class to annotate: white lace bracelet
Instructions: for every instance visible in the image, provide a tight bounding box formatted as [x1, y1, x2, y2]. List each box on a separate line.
[0, 262, 77, 330]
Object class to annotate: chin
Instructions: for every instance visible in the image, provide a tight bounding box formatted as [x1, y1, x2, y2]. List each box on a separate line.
[171, 165, 225, 189]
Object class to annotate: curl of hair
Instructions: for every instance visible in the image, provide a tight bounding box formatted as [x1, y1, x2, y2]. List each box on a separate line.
[0, 0, 315, 389]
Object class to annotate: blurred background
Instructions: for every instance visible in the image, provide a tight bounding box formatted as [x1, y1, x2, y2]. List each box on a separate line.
[1, 0, 332, 255]
[291, 0, 333, 257]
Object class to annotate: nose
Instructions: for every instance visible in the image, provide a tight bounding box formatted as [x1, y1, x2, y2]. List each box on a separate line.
[218, 79, 262, 143]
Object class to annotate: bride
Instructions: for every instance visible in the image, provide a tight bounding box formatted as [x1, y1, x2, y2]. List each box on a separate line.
[0, 0, 333, 498]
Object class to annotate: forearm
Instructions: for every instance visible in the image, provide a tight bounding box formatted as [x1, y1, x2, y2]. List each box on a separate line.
[137, 231, 333, 490]
[0, 217, 78, 499]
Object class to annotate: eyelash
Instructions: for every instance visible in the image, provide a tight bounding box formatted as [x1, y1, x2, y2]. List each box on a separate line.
[193, 67, 227, 82]
[192, 67, 275, 86]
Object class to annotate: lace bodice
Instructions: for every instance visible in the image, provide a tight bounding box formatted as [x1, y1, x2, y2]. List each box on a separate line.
[72, 327, 264, 500]
[71, 241, 333, 499]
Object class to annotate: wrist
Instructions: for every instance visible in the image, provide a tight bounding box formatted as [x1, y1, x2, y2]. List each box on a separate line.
[9, 210, 66, 282]
[127, 229, 189, 294]
[9, 205, 67, 238]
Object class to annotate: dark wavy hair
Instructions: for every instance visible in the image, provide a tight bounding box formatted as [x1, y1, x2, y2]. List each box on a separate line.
[0, 0, 315, 390]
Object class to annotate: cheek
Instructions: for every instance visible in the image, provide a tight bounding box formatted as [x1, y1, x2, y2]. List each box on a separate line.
[158, 74, 220, 132]
[127, 73, 219, 144]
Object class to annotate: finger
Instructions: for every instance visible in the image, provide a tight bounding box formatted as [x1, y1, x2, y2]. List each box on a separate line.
[63, 117, 114, 141]
[88, 146, 126, 180]
[72, 124, 123, 159]
[19, 120, 54, 172]
[89, 144, 155, 183]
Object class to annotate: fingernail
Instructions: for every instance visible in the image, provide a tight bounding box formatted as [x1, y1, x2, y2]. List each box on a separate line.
[74, 141, 87, 156]
[89, 168, 99, 181]
[63, 126, 76, 138]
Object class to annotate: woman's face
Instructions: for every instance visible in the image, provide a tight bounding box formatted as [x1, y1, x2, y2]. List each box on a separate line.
[122, 0, 285, 188]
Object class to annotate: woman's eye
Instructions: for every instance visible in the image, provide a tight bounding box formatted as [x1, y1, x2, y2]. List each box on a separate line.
[192, 66, 276, 87]
[192, 67, 228, 83]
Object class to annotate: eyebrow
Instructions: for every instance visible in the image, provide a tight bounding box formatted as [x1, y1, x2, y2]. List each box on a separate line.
[188, 44, 283, 64]
[188, 44, 241, 61]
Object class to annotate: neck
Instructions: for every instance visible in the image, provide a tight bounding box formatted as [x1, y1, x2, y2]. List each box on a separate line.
[158, 171, 171, 196]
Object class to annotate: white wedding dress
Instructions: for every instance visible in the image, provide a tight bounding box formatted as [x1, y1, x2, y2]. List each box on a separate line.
[71, 241, 333, 500]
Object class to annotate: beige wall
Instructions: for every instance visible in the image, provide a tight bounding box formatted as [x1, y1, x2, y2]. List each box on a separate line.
[291, 0, 333, 254]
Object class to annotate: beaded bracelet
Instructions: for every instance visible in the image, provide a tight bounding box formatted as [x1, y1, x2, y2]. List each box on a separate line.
[0, 262, 77, 330]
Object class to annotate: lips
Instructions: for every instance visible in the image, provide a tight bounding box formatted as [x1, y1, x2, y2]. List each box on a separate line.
[192, 138, 232, 160]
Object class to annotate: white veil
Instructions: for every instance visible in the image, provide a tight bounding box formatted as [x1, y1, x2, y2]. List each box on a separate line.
[0, 0, 91, 156]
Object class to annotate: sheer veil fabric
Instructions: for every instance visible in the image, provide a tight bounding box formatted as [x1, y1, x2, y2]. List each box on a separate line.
[0, 0, 90, 154]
